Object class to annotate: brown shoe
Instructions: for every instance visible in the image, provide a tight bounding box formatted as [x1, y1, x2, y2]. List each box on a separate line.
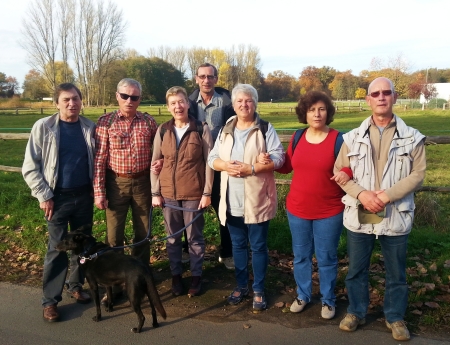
[188, 276, 202, 297]
[68, 290, 91, 304]
[43, 304, 60, 322]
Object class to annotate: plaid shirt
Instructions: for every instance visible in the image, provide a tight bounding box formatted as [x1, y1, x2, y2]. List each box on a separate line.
[93, 110, 158, 198]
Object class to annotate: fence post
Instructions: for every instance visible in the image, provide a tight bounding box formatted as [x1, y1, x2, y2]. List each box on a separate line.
[41, 108, 43, 115]
[15, 108, 18, 115]
[104, 109, 106, 114]
[158, 108, 161, 115]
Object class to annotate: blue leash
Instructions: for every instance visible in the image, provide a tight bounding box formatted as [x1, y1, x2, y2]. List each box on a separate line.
[81, 204, 205, 261]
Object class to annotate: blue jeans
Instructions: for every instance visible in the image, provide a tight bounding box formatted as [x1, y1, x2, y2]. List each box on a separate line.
[345, 230, 409, 323]
[226, 215, 269, 293]
[287, 211, 343, 306]
[42, 191, 93, 307]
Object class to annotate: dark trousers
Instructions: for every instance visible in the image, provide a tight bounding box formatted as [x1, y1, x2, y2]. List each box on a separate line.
[182, 170, 232, 258]
[42, 191, 93, 307]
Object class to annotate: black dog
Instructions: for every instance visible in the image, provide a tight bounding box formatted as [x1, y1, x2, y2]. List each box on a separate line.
[56, 230, 166, 333]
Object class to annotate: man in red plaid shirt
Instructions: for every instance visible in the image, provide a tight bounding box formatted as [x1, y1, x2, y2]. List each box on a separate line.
[94, 78, 157, 269]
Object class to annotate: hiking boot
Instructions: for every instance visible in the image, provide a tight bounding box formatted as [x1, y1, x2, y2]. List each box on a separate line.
[171, 274, 183, 296]
[67, 289, 91, 304]
[181, 251, 190, 263]
[321, 303, 335, 319]
[339, 313, 366, 332]
[43, 304, 60, 322]
[219, 256, 235, 270]
[187, 276, 202, 297]
[290, 297, 307, 313]
[385, 320, 410, 341]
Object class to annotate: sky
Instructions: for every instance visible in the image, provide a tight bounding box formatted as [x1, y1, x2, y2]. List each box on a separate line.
[2, 0, 450, 89]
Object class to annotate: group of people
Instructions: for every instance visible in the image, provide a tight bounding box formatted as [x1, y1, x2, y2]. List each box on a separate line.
[22, 63, 425, 342]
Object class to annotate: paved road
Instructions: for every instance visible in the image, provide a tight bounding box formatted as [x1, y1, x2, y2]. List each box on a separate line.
[0, 282, 448, 345]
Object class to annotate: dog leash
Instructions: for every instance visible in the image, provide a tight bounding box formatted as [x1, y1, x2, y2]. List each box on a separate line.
[81, 204, 205, 262]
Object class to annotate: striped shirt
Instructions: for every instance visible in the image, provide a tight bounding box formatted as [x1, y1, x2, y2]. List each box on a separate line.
[93, 110, 157, 198]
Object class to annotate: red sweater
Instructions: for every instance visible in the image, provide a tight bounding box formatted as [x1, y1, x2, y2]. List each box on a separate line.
[277, 129, 345, 219]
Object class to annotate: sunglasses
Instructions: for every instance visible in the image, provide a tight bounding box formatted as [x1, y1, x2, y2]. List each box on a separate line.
[197, 75, 216, 80]
[369, 90, 393, 98]
[118, 93, 140, 102]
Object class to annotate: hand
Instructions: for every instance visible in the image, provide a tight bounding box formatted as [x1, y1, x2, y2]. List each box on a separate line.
[152, 196, 164, 208]
[199, 195, 211, 209]
[151, 159, 163, 175]
[330, 171, 350, 185]
[225, 160, 243, 177]
[39, 199, 54, 221]
[257, 153, 272, 165]
[375, 190, 390, 204]
[94, 197, 108, 210]
[357, 190, 386, 213]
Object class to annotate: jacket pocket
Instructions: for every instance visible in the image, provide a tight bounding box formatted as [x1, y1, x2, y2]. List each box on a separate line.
[387, 195, 414, 233]
[342, 194, 361, 229]
[348, 151, 366, 181]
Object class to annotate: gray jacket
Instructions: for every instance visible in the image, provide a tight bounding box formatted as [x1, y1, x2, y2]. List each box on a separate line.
[22, 113, 96, 203]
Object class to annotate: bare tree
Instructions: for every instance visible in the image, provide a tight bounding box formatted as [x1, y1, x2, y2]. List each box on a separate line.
[58, 0, 73, 83]
[21, 0, 58, 92]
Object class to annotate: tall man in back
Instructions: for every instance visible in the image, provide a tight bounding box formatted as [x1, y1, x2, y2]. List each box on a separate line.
[334, 77, 426, 341]
[94, 78, 158, 269]
[23, 83, 96, 322]
[189, 63, 236, 269]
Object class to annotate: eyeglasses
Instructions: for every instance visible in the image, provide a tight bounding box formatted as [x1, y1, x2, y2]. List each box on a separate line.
[197, 75, 216, 80]
[118, 93, 140, 102]
[369, 90, 393, 98]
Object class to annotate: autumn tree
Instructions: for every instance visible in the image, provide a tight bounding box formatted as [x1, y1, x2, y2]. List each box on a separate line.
[328, 71, 359, 100]
[22, 70, 51, 99]
[298, 66, 322, 95]
[262, 70, 296, 101]
[355, 88, 366, 99]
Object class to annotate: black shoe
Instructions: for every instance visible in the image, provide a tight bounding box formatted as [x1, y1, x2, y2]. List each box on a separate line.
[172, 274, 183, 296]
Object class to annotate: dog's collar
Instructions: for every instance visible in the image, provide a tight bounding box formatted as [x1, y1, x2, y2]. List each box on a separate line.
[78, 239, 109, 264]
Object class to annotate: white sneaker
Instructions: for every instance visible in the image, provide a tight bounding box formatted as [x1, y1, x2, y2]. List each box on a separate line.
[219, 256, 235, 270]
[290, 298, 307, 313]
[321, 303, 335, 319]
[181, 251, 190, 263]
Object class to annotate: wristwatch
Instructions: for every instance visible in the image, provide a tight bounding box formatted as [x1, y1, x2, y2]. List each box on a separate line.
[251, 165, 256, 176]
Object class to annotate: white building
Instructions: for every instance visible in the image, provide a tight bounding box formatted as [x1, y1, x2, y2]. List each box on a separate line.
[420, 83, 450, 103]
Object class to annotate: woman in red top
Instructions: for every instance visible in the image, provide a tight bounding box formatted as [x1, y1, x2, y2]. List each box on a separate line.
[276, 91, 350, 319]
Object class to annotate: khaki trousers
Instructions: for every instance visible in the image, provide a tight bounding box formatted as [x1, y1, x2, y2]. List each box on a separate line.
[105, 170, 151, 265]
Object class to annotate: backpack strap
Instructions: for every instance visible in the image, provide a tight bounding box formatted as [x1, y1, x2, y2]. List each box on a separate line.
[334, 132, 344, 158]
[292, 128, 343, 158]
[160, 120, 204, 142]
[291, 129, 306, 154]
[259, 119, 268, 141]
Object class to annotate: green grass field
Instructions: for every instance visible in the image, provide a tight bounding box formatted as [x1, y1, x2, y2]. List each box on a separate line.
[0, 105, 449, 329]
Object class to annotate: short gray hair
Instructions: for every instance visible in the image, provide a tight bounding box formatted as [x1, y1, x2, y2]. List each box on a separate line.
[117, 78, 142, 94]
[231, 84, 258, 108]
[367, 77, 395, 94]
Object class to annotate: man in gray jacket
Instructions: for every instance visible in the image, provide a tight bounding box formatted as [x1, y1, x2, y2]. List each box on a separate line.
[334, 77, 426, 341]
[22, 83, 96, 322]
